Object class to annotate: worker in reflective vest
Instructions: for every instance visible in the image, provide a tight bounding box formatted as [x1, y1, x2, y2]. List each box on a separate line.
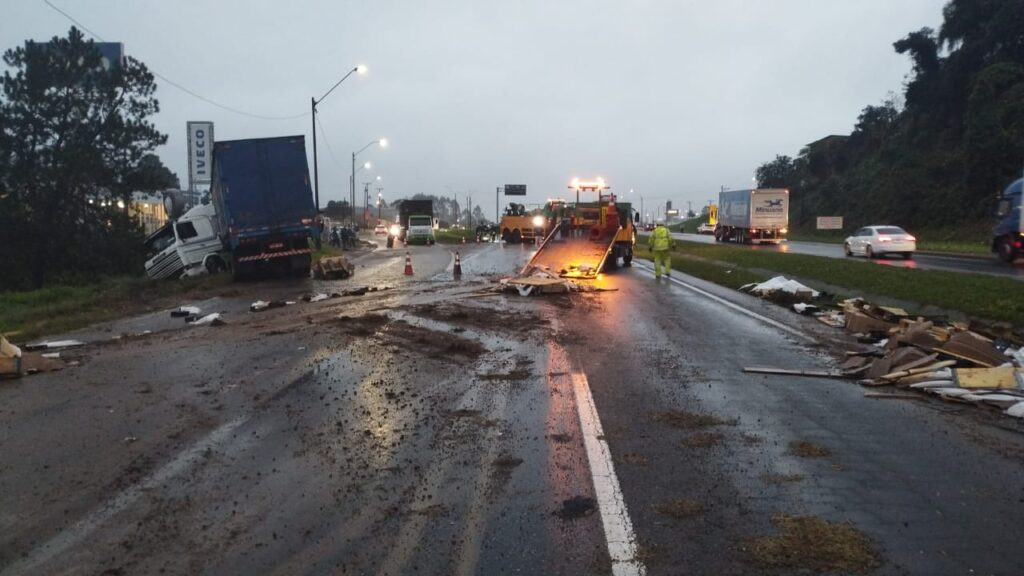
[649, 222, 673, 279]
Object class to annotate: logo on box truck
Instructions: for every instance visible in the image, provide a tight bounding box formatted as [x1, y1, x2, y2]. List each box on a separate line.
[755, 199, 785, 213]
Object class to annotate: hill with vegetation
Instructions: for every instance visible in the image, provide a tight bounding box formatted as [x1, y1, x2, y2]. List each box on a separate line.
[755, 0, 1024, 239]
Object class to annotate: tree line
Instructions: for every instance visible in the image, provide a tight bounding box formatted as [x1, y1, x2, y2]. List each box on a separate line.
[756, 0, 1024, 234]
[0, 27, 175, 290]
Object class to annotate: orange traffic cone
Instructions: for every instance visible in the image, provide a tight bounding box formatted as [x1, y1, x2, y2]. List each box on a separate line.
[404, 252, 414, 276]
[453, 251, 462, 279]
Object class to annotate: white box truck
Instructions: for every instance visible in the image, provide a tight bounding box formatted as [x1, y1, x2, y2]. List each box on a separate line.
[714, 189, 789, 245]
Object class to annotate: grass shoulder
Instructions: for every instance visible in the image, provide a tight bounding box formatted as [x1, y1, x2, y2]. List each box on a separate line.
[637, 235, 1023, 326]
[1, 274, 233, 342]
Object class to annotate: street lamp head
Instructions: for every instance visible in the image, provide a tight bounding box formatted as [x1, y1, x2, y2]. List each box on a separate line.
[356, 65, 368, 75]
[379, 138, 388, 148]
[375, 175, 382, 181]
[364, 161, 372, 170]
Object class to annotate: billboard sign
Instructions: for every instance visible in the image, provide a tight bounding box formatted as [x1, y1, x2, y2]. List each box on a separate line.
[187, 121, 214, 185]
[816, 216, 843, 230]
[505, 184, 526, 196]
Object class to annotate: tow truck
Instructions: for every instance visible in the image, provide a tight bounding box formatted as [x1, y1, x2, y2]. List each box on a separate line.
[522, 179, 637, 279]
[499, 203, 547, 244]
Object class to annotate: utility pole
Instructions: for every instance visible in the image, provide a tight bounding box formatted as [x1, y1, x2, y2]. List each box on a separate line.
[496, 186, 501, 224]
[311, 98, 319, 212]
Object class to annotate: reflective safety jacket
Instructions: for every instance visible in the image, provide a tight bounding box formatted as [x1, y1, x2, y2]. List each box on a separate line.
[649, 225, 673, 251]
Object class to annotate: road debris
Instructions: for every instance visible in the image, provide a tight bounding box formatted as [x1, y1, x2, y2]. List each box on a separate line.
[745, 514, 881, 573]
[1, 335, 22, 377]
[743, 366, 843, 378]
[314, 255, 355, 279]
[187, 313, 226, 326]
[741, 276, 819, 302]
[500, 264, 618, 296]
[170, 306, 201, 318]
[23, 339, 85, 351]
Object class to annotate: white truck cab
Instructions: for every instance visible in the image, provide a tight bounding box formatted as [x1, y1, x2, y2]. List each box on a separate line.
[144, 203, 226, 279]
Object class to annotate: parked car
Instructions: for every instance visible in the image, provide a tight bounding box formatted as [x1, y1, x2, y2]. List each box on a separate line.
[697, 223, 715, 235]
[373, 223, 388, 236]
[844, 226, 916, 259]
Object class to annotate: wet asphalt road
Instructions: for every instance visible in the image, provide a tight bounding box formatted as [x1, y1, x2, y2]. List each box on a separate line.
[672, 232, 1024, 281]
[2, 238, 1023, 575]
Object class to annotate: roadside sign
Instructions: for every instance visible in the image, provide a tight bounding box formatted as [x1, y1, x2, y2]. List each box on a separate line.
[708, 204, 718, 226]
[505, 184, 526, 196]
[817, 216, 843, 230]
[187, 121, 214, 186]
[666, 209, 680, 216]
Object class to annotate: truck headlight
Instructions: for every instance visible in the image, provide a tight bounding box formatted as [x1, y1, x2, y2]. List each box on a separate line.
[532, 215, 545, 228]
[390, 225, 401, 236]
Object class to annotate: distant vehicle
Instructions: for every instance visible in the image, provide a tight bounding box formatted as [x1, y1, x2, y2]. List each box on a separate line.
[500, 202, 547, 244]
[643, 223, 655, 232]
[696, 222, 715, 235]
[389, 199, 435, 247]
[373, 223, 388, 236]
[844, 226, 916, 259]
[144, 202, 227, 279]
[993, 178, 1023, 262]
[211, 136, 318, 280]
[714, 189, 789, 244]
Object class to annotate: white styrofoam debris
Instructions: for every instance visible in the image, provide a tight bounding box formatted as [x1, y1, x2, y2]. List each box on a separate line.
[310, 293, 329, 303]
[748, 276, 820, 298]
[931, 388, 972, 398]
[250, 301, 269, 311]
[190, 313, 223, 326]
[908, 380, 955, 389]
[793, 303, 818, 314]
[1006, 402, 1024, 418]
[26, 340, 85, 351]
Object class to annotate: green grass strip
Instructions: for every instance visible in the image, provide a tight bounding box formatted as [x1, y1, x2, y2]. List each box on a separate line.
[639, 237, 1024, 326]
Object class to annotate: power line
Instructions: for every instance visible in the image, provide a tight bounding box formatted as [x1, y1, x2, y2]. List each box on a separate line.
[314, 113, 344, 169]
[42, 0, 309, 121]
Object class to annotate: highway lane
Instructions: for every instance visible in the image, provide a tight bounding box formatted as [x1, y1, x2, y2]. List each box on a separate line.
[672, 232, 1024, 281]
[2, 241, 1023, 575]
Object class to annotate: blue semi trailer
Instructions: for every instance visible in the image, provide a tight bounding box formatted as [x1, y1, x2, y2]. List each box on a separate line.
[993, 177, 1023, 263]
[210, 136, 318, 279]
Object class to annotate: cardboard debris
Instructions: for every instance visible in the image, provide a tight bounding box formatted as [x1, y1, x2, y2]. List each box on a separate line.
[314, 255, 355, 280]
[936, 331, 1006, 367]
[844, 310, 897, 335]
[1, 335, 22, 378]
[953, 366, 1019, 390]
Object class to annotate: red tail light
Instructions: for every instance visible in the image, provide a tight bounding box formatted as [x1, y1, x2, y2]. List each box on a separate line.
[906, 235, 916, 241]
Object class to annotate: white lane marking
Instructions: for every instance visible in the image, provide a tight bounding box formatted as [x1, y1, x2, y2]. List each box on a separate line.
[3, 416, 250, 576]
[634, 261, 813, 342]
[571, 373, 646, 576]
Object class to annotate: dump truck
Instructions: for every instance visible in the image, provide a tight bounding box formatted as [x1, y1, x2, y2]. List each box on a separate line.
[210, 135, 318, 279]
[714, 189, 789, 244]
[993, 177, 1023, 262]
[523, 193, 636, 279]
[388, 199, 435, 247]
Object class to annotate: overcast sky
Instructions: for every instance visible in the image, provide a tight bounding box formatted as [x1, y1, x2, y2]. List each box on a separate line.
[6, 0, 945, 218]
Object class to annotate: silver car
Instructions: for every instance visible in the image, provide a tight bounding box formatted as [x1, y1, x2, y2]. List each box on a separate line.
[844, 226, 916, 259]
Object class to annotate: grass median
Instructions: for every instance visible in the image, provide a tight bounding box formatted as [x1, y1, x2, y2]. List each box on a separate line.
[1, 274, 234, 342]
[637, 237, 1024, 326]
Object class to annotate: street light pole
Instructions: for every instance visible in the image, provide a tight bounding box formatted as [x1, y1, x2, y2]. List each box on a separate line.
[311, 65, 365, 212]
[351, 138, 387, 225]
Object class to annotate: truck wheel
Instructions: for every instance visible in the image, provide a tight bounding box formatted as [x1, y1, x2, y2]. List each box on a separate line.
[291, 254, 312, 277]
[996, 238, 1018, 262]
[714, 230, 722, 242]
[623, 246, 633, 266]
[511, 230, 522, 244]
[205, 256, 226, 274]
[386, 236, 394, 249]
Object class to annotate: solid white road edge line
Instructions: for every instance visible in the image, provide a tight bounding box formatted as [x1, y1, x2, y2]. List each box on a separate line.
[572, 372, 646, 576]
[634, 261, 814, 342]
[3, 415, 250, 576]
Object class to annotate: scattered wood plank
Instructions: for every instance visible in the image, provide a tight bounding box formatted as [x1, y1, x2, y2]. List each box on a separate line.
[879, 361, 957, 382]
[743, 367, 844, 378]
[864, 392, 926, 400]
[889, 353, 940, 374]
